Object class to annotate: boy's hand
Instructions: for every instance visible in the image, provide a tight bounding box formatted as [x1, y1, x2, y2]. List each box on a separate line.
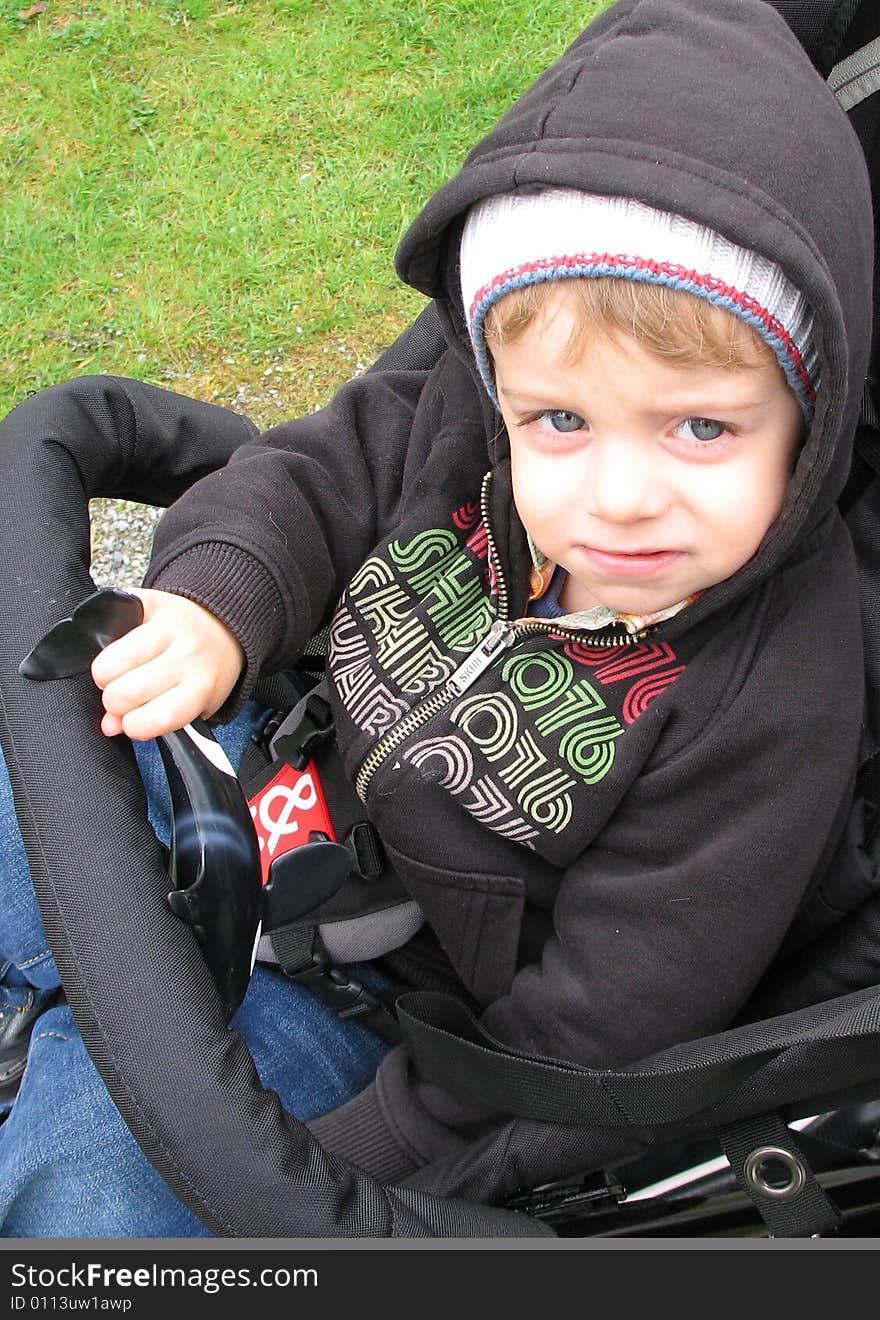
[90, 588, 245, 741]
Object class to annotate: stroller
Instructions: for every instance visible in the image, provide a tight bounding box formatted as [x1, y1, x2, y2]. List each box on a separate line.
[3, 0, 880, 1239]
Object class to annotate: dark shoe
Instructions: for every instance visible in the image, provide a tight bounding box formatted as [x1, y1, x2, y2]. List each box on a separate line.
[0, 987, 63, 1112]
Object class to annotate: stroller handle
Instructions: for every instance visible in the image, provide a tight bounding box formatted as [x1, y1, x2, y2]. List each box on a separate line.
[159, 722, 262, 1020]
[20, 587, 263, 1022]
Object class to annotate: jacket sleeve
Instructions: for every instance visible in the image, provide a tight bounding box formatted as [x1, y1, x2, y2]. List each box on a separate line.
[144, 367, 432, 707]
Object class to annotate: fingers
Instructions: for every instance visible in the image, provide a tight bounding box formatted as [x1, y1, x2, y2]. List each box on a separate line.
[91, 623, 166, 691]
[98, 652, 207, 734]
[102, 682, 214, 742]
[96, 657, 213, 741]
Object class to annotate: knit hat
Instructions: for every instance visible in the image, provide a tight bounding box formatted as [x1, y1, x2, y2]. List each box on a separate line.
[459, 189, 818, 420]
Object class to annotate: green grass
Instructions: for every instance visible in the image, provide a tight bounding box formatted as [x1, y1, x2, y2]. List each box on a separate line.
[0, 0, 608, 420]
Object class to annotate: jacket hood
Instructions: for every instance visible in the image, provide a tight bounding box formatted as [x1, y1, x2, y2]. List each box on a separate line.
[395, 0, 873, 622]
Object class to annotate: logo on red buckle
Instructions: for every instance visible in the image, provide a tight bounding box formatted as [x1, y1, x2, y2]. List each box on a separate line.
[248, 759, 335, 884]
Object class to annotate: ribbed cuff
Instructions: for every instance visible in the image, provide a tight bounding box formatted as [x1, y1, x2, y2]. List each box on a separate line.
[306, 1080, 421, 1183]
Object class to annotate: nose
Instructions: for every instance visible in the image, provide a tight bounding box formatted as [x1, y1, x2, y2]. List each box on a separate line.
[583, 435, 669, 524]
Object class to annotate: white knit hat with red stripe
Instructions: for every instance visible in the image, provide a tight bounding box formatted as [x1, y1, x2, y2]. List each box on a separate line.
[459, 188, 818, 419]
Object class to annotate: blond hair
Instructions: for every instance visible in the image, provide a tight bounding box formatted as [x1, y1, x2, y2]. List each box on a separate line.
[483, 277, 778, 372]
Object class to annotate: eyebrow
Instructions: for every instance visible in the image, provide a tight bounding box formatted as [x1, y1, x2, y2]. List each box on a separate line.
[497, 381, 778, 415]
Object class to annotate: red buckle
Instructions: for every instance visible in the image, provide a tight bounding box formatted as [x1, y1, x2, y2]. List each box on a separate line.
[248, 758, 336, 884]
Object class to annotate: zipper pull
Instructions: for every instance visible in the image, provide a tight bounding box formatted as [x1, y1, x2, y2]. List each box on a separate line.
[447, 619, 517, 696]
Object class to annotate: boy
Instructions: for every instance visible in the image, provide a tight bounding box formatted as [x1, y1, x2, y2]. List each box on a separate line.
[0, 0, 873, 1234]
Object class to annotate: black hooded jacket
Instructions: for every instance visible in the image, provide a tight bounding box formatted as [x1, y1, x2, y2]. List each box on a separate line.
[136, 0, 873, 1180]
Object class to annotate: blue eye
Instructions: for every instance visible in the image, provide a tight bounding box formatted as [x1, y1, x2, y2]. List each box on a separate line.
[543, 410, 585, 433]
[680, 417, 725, 442]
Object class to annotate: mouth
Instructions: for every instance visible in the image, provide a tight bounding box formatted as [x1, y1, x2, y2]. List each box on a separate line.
[578, 546, 685, 577]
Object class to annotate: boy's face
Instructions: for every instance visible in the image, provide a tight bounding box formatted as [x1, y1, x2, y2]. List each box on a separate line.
[492, 287, 803, 618]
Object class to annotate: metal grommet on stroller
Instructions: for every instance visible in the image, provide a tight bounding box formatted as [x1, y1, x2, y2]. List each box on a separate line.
[743, 1148, 808, 1200]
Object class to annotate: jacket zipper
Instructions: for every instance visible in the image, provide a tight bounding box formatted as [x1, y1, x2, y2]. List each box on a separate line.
[354, 472, 643, 801]
[354, 616, 517, 801]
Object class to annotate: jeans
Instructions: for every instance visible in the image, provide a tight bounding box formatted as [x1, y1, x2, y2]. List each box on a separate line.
[0, 705, 391, 1238]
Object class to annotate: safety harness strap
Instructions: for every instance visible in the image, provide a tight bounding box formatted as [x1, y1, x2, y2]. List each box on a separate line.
[394, 992, 784, 1126]
[269, 924, 402, 1043]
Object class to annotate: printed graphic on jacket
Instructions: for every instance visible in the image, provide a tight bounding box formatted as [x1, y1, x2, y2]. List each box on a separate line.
[329, 499, 685, 850]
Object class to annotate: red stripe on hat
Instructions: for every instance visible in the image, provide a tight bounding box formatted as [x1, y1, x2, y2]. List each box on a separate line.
[470, 253, 815, 402]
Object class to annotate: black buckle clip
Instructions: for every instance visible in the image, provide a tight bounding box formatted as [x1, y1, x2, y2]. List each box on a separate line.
[292, 951, 382, 1023]
[266, 685, 334, 771]
[506, 1172, 627, 1225]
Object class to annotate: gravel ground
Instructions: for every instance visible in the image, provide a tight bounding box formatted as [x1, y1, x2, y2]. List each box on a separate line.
[89, 497, 164, 590]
